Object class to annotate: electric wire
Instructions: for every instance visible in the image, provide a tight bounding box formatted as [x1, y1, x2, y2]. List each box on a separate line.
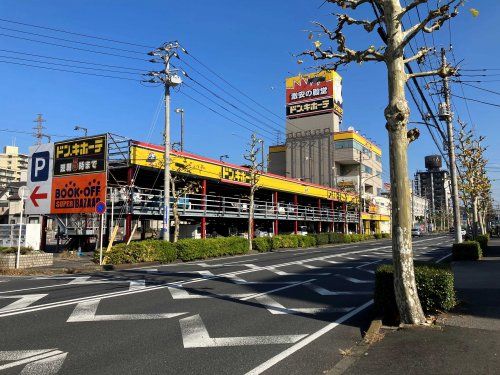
[0, 25, 148, 55]
[0, 17, 155, 49]
[0, 33, 148, 62]
[450, 94, 500, 108]
[0, 59, 142, 81]
[456, 82, 500, 96]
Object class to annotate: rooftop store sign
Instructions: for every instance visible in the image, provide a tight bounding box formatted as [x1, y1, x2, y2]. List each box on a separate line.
[285, 70, 343, 119]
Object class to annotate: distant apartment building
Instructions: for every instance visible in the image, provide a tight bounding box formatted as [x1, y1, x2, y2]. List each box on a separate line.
[414, 155, 451, 216]
[0, 146, 28, 185]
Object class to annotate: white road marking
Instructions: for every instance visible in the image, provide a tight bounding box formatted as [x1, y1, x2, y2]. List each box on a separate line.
[304, 283, 372, 296]
[435, 253, 452, 263]
[240, 279, 316, 302]
[0, 294, 47, 312]
[0, 236, 447, 318]
[167, 285, 254, 300]
[179, 314, 307, 348]
[254, 295, 353, 315]
[245, 300, 374, 375]
[0, 349, 67, 373]
[66, 299, 187, 322]
[334, 274, 374, 284]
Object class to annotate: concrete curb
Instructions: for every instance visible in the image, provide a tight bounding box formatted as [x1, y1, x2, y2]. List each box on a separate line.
[324, 318, 383, 375]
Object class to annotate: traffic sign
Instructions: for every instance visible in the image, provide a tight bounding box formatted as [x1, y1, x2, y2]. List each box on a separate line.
[95, 201, 106, 215]
[17, 186, 30, 200]
[25, 143, 53, 215]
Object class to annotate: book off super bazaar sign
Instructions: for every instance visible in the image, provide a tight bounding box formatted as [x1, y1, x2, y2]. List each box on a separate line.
[25, 135, 107, 215]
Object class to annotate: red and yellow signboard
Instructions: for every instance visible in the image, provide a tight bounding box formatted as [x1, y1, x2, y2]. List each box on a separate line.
[51, 173, 107, 214]
[285, 70, 343, 119]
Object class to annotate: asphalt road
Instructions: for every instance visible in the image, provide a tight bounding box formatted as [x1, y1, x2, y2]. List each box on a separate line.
[0, 234, 453, 375]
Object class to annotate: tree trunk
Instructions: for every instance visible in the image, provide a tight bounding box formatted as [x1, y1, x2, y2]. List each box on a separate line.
[472, 196, 479, 238]
[383, 0, 425, 324]
[173, 202, 180, 242]
[248, 188, 255, 252]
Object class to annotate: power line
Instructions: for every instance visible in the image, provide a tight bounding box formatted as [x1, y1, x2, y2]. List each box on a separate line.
[0, 33, 148, 62]
[451, 94, 500, 108]
[0, 60, 142, 81]
[0, 17, 155, 49]
[179, 90, 274, 143]
[182, 82, 277, 137]
[0, 54, 143, 75]
[457, 82, 500, 96]
[0, 25, 147, 55]
[0, 48, 146, 71]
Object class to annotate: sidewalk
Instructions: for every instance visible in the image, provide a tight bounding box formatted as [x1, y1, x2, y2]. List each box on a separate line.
[344, 238, 500, 375]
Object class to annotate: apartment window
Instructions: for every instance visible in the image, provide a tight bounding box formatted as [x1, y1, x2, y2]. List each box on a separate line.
[375, 154, 382, 163]
[362, 165, 373, 174]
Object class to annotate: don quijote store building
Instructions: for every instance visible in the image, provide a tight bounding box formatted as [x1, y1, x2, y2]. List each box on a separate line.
[25, 71, 390, 248]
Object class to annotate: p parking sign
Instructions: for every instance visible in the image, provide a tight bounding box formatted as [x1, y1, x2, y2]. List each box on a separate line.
[25, 144, 54, 215]
[30, 151, 50, 182]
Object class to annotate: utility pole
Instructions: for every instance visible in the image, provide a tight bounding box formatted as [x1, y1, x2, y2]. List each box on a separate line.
[358, 150, 363, 234]
[33, 114, 46, 145]
[440, 48, 462, 243]
[146, 41, 182, 241]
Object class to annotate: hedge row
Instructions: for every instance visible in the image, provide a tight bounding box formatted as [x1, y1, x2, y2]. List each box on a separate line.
[252, 232, 389, 253]
[476, 234, 489, 253]
[374, 263, 456, 324]
[99, 231, 391, 264]
[452, 241, 482, 261]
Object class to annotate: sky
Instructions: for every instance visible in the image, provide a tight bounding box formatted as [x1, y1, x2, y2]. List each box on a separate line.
[1, 0, 499, 202]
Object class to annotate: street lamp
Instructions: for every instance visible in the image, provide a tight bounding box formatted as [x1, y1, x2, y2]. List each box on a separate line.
[219, 154, 229, 162]
[74, 125, 88, 137]
[174, 108, 185, 152]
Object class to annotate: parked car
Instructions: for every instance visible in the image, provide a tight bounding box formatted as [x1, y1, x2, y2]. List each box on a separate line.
[411, 227, 422, 237]
[298, 226, 308, 236]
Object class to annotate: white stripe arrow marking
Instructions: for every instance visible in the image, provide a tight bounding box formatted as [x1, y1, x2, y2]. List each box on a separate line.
[167, 285, 253, 300]
[180, 314, 307, 348]
[67, 276, 146, 291]
[304, 283, 372, 296]
[0, 349, 67, 373]
[254, 295, 354, 315]
[67, 299, 186, 322]
[334, 274, 374, 284]
[0, 294, 47, 312]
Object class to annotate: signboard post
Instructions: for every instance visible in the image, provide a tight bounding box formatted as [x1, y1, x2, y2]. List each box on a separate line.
[16, 186, 30, 269]
[95, 201, 106, 265]
[25, 143, 54, 215]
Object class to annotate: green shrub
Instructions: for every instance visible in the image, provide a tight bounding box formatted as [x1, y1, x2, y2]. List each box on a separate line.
[271, 234, 299, 250]
[0, 246, 33, 255]
[374, 263, 456, 324]
[142, 240, 178, 263]
[452, 241, 482, 261]
[382, 233, 391, 239]
[253, 237, 272, 252]
[476, 234, 489, 252]
[343, 234, 352, 243]
[176, 237, 248, 261]
[328, 232, 345, 244]
[315, 233, 329, 246]
[298, 234, 317, 248]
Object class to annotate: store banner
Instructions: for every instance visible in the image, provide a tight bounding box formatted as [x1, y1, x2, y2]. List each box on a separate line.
[51, 173, 107, 214]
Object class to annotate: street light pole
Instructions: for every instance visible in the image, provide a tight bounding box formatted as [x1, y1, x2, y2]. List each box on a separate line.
[175, 108, 185, 152]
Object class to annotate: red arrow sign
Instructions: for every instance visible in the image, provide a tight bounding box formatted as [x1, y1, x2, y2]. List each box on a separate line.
[30, 186, 48, 207]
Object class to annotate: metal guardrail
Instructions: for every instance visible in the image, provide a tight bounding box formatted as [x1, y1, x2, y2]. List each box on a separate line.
[118, 187, 359, 223]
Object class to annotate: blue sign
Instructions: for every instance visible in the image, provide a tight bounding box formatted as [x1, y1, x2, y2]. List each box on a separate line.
[95, 201, 106, 215]
[30, 151, 50, 182]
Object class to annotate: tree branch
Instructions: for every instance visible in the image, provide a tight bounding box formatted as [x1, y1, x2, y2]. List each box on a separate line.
[325, 0, 371, 9]
[399, 0, 428, 19]
[403, 47, 432, 64]
[402, 0, 463, 48]
[298, 15, 385, 69]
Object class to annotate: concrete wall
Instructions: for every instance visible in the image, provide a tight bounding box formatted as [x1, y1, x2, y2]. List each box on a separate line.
[0, 253, 53, 269]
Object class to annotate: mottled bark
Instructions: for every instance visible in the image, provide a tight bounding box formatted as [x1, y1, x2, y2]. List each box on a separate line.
[384, 0, 425, 324]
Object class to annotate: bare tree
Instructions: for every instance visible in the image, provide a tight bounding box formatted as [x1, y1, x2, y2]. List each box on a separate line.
[456, 120, 491, 238]
[243, 134, 264, 251]
[169, 159, 200, 242]
[299, 0, 464, 324]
